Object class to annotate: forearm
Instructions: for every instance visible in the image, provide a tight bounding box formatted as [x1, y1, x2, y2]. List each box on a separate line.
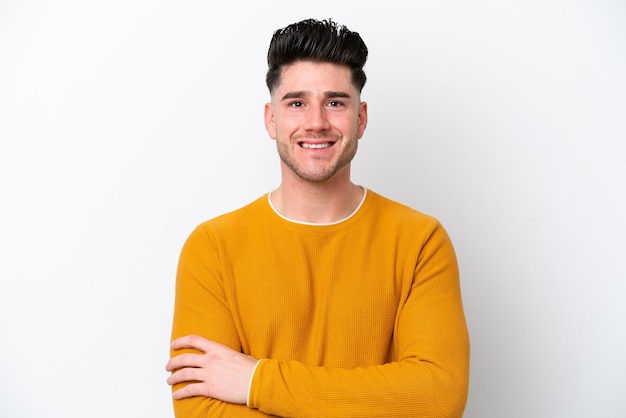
[249, 354, 469, 418]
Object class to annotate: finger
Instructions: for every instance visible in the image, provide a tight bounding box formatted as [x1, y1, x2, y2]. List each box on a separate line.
[170, 334, 215, 352]
[167, 367, 205, 386]
[171, 382, 210, 400]
[165, 353, 203, 372]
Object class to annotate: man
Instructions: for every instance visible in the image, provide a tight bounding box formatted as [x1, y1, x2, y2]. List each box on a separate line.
[166, 18, 470, 417]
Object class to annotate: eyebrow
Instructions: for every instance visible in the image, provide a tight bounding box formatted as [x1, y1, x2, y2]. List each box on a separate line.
[280, 91, 352, 101]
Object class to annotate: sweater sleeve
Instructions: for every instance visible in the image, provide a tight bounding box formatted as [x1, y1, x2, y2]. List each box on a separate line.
[247, 221, 470, 418]
[169, 225, 270, 418]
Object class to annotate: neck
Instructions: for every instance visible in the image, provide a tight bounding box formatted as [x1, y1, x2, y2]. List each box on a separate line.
[270, 169, 364, 224]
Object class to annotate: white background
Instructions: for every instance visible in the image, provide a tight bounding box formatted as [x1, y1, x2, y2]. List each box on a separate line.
[1, 1, 625, 417]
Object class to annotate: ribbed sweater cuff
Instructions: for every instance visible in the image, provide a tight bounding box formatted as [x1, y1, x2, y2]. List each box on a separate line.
[246, 359, 263, 408]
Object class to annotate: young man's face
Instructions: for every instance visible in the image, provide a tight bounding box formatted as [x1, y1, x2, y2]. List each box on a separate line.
[265, 61, 368, 184]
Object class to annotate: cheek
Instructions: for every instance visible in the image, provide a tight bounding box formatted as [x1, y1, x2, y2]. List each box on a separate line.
[273, 119, 299, 140]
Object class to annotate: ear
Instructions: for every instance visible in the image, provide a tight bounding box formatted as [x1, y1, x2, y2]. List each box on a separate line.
[356, 101, 368, 139]
[264, 103, 277, 139]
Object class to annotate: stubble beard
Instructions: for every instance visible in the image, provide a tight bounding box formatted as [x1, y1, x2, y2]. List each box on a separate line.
[277, 135, 358, 183]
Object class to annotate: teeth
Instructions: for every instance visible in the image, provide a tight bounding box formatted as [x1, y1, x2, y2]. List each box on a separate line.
[301, 142, 331, 149]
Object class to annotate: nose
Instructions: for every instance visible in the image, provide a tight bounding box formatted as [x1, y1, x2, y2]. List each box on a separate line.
[304, 104, 331, 131]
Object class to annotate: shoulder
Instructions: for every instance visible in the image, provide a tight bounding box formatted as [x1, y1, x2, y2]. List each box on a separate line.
[363, 189, 454, 248]
[361, 189, 457, 257]
[177, 195, 270, 259]
[366, 190, 439, 227]
[188, 194, 269, 240]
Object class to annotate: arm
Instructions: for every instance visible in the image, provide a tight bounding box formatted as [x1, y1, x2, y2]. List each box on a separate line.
[166, 226, 268, 417]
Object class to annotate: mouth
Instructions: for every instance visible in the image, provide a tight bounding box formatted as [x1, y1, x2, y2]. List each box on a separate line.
[299, 142, 334, 149]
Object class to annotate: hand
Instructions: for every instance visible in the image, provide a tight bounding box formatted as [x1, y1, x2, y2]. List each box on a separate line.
[165, 334, 259, 404]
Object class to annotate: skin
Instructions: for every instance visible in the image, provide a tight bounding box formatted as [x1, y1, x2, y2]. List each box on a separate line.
[166, 60, 369, 403]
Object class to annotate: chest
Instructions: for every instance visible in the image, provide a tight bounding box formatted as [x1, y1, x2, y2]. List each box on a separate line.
[221, 231, 416, 365]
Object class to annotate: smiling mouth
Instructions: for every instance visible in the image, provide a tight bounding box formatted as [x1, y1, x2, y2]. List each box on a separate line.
[299, 142, 334, 149]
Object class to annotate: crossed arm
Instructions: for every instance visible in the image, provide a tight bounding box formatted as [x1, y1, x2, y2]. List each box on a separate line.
[166, 330, 469, 417]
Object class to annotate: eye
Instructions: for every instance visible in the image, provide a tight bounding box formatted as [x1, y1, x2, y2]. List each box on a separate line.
[289, 101, 304, 108]
[327, 100, 344, 108]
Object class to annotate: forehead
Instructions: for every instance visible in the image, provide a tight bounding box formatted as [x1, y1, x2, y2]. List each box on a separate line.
[275, 61, 355, 96]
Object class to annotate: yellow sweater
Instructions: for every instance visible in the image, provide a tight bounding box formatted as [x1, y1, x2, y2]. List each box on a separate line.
[170, 189, 470, 417]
